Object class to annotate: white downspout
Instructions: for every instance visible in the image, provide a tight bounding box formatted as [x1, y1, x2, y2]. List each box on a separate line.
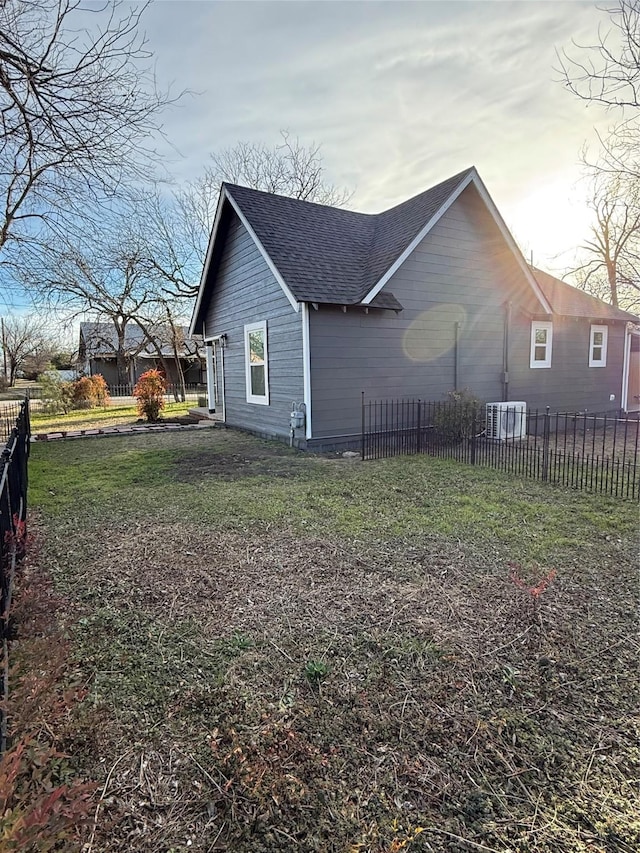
[219, 344, 226, 423]
[205, 342, 216, 413]
[301, 302, 312, 440]
[621, 323, 632, 413]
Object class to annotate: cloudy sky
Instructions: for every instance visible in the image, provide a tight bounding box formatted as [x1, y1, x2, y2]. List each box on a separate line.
[140, 0, 616, 274]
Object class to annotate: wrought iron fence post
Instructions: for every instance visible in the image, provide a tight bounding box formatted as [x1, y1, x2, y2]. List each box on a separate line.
[542, 406, 551, 482]
[470, 408, 477, 465]
[416, 400, 422, 454]
[361, 391, 365, 461]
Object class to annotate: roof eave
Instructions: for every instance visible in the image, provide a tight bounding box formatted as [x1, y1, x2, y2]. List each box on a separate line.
[189, 188, 229, 337]
[189, 186, 300, 337]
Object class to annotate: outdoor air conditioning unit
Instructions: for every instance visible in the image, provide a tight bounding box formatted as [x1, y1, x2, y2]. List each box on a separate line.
[486, 402, 527, 441]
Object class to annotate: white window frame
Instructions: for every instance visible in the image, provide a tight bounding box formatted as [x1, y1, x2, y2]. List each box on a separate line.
[244, 320, 269, 405]
[530, 320, 553, 369]
[589, 324, 608, 368]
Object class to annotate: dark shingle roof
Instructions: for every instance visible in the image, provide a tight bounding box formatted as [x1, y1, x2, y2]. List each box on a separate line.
[224, 168, 474, 305]
[531, 268, 639, 322]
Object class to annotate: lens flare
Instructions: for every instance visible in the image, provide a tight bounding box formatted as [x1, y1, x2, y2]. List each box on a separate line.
[402, 304, 467, 362]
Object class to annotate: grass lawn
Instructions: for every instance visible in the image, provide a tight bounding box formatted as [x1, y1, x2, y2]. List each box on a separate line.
[29, 401, 194, 433]
[20, 429, 640, 852]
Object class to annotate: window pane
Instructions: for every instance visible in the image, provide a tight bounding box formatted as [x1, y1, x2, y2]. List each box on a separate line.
[535, 329, 547, 344]
[593, 331, 603, 346]
[592, 345, 602, 361]
[534, 345, 547, 361]
[249, 330, 264, 363]
[251, 364, 265, 396]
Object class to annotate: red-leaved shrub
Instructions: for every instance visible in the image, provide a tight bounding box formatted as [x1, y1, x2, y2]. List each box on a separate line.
[133, 369, 166, 422]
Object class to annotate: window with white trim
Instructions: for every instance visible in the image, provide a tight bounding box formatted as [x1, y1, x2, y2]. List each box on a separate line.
[530, 321, 553, 368]
[244, 321, 269, 404]
[589, 324, 608, 367]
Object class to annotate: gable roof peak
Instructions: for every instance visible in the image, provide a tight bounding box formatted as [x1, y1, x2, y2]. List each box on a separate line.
[222, 166, 478, 219]
[374, 166, 477, 216]
[190, 165, 553, 333]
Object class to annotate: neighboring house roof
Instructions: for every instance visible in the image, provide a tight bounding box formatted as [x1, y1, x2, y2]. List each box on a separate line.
[80, 322, 204, 360]
[191, 167, 554, 333]
[531, 268, 639, 322]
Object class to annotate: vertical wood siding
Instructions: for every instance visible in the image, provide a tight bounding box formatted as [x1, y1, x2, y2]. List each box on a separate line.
[203, 214, 303, 439]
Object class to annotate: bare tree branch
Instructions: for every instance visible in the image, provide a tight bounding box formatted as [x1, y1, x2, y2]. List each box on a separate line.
[1, 312, 53, 385]
[132, 131, 352, 300]
[557, 1, 640, 111]
[0, 0, 180, 253]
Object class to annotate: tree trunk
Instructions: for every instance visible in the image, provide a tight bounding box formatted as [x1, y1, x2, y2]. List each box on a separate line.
[606, 258, 619, 307]
[172, 351, 186, 403]
[165, 309, 186, 402]
[115, 327, 130, 386]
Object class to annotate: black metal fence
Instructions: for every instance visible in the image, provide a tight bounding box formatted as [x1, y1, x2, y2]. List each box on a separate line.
[1, 399, 30, 640]
[0, 400, 30, 753]
[1, 402, 24, 444]
[361, 396, 640, 500]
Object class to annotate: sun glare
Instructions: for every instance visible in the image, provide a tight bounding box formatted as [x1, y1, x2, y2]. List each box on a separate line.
[508, 178, 593, 271]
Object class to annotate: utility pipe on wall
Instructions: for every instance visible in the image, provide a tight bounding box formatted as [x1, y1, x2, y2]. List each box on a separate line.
[454, 321, 460, 389]
[503, 301, 512, 401]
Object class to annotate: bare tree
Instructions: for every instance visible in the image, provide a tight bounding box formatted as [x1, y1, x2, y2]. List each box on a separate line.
[136, 131, 352, 299]
[558, 0, 640, 110]
[0, 0, 177, 253]
[27, 228, 154, 384]
[132, 184, 212, 300]
[558, 1, 640, 180]
[134, 302, 193, 403]
[207, 131, 352, 205]
[571, 169, 640, 310]
[558, 2, 640, 309]
[1, 313, 52, 385]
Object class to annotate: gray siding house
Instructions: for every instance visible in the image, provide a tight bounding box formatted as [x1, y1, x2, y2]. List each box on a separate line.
[190, 168, 640, 450]
[79, 322, 205, 387]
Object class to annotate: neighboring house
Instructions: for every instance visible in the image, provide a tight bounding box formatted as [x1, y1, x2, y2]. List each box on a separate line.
[190, 167, 640, 451]
[78, 322, 206, 387]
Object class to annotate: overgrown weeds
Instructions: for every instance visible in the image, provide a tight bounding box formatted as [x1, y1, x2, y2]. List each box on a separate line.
[0, 550, 97, 851]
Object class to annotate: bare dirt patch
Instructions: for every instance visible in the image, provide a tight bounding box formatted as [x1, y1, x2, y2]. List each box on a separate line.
[170, 444, 310, 481]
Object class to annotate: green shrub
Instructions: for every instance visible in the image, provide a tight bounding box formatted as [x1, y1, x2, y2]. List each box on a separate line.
[40, 373, 110, 413]
[431, 388, 485, 444]
[134, 369, 166, 422]
[38, 372, 74, 415]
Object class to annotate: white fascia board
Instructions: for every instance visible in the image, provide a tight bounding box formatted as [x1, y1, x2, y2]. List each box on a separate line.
[361, 170, 476, 305]
[470, 172, 554, 315]
[301, 302, 312, 439]
[361, 168, 554, 316]
[189, 187, 228, 337]
[225, 192, 300, 313]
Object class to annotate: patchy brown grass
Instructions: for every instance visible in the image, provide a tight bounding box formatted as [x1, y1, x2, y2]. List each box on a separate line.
[23, 429, 640, 853]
